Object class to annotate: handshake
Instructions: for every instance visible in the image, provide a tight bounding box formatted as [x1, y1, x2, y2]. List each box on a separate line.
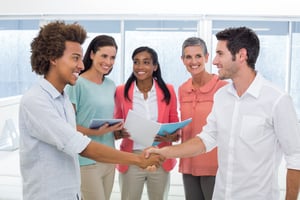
[113, 128, 182, 170]
[137, 147, 166, 171]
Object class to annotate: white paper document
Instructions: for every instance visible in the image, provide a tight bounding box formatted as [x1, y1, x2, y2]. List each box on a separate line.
[124, 110, 192, 147]
[124, 110, 161, 147]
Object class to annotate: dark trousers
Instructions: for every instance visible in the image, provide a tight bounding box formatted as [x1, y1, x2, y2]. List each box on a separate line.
[182, 174, 215, 200]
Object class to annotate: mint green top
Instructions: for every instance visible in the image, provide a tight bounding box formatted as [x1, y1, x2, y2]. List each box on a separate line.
[65, 76, 116, 166]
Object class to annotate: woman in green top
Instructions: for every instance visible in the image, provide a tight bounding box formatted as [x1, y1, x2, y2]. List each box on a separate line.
[65, 35, 123, 200]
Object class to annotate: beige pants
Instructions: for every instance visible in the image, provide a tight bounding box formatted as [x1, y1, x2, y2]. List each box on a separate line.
[119, 151, 170, 200]
[80, 162, 115, 200]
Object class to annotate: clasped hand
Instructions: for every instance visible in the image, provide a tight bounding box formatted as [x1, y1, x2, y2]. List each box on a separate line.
[114, 128, 130, 139]
[139, 146, 165, 171]
[154, 129, 181, 143]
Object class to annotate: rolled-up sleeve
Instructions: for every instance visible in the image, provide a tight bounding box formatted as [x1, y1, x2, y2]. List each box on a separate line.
[274, 94, 300, 169]
[63, 131, 91, 155]
[197, 109, 218, 152]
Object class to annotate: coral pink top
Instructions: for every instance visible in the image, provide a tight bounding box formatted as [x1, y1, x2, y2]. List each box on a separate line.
[114, 80, 178, 173]
[178, 75, 227, 176]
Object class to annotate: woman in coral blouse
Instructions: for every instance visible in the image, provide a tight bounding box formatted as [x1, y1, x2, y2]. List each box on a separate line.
[178, 37, 228, 200]
[114, 46, 180, 200]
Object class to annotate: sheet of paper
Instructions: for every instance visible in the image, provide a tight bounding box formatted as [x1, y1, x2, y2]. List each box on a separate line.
[124, 110, 161, 147]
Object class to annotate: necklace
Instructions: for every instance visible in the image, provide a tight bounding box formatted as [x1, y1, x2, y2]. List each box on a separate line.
[137, 80, 153, 93]
[139, 86, 152, 93]
[137, 83, 152, 93]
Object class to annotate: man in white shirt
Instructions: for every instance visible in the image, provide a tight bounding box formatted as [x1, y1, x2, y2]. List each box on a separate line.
[19, 21, 163, 200]
[147, 26, 300, 200]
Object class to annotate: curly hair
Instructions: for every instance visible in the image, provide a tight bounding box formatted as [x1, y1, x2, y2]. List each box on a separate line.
[31, 21, 87, 75]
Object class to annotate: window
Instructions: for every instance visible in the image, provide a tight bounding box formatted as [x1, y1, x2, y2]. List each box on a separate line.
[65, 20, 122, 85]
[290, 22, 300, 119]
[123, 20, 198, 90]
[212, 20, 289, 91]
[1, 18, 300, 120]
[0, 20, 40, 98]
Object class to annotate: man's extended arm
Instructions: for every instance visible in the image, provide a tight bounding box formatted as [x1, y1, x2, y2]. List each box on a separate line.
[80, 140, 164, 169]
[147, 136, 206, 159]
[286, 169, 300, 200]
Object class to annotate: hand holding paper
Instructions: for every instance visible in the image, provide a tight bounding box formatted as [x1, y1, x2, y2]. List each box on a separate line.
[124, 110, 192, 147]
[124, 110, 160, 147]
[152, 118, 192, 146]
[154, 129, 180, 143]
[114, 128, 130, 140]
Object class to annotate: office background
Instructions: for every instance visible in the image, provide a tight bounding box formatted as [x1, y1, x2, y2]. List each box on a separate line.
[0, 0, 300, 199]
[1, 0, 300, 119]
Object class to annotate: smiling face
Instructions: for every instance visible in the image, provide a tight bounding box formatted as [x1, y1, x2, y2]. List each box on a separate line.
[48, 41, 84, 92]
[133, 51, 157, 82]
[181, 45, 209, 76]
[90, 46, 117, 76]
[213, 40, 239, 80]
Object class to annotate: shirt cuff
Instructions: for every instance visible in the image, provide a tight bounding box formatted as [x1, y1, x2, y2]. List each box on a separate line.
[198, 133, 216, 152]
[63, 131, 91, 155]
[285, 153, 300, 170]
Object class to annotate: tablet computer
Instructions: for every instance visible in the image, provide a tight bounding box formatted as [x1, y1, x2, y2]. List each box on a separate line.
[89, 119, 123, 129]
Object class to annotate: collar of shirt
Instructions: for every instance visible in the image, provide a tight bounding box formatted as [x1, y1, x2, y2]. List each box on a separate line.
[228, 72, 262, 99]
[132, 80, 158, 121]
[39, 78, 65, 100]
[183, 75, 222, 95]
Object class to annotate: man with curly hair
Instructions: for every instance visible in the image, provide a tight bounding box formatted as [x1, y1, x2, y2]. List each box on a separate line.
[19, 21, 163, 200]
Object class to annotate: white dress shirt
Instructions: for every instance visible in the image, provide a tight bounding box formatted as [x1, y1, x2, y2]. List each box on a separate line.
[19, 78, 91, 200]
[132, 81, 157, 150]
[199, 73, 300, 200]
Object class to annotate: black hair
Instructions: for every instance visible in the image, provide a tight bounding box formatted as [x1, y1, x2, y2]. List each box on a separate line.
[124, 46, 171, 104]
[215, 26, 260, 69]
[80, 35, 118, 76]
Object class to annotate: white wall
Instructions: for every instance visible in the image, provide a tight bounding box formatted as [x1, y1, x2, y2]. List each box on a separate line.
[0, 96, 21, 137]
[0, 0, 300, 17]
[0, 96, 22, 200]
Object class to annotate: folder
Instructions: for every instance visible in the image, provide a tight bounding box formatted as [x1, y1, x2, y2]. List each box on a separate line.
[124, 110, 191, 147]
